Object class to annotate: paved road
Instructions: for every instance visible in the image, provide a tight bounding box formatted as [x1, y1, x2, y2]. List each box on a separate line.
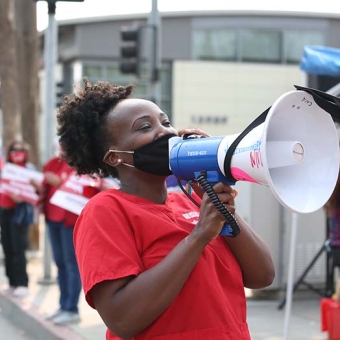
[0, 309, 34, 340]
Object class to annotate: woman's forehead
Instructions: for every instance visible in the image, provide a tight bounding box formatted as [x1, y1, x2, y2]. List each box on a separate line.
[112, 98, 161, 118]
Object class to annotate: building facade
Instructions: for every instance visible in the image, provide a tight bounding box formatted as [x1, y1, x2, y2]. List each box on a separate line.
[46, 10, 340, 291]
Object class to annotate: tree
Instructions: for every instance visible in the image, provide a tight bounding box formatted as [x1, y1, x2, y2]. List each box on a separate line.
[0, 0, 40, 167]
[0, 0, 22, 150]
[16, 0, 40, 167]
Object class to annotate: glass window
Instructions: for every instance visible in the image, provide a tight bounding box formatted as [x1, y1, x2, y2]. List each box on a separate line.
[83, 65, 102, 81]
[284, 30, 326, 64]
[106, 66, 121, 81]
[81, 62, 172, 119]
[241, 30, 281, 63]
[193, 29, 236, 61]
[160, 66, 171, 98]
[106, 65, 136, 85]
[84, 63, 138, 87]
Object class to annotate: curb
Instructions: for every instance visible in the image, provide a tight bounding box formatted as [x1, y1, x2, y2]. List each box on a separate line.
[0, 291, 84, 340]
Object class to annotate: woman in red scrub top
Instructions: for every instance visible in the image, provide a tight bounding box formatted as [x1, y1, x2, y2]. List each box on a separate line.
[56, 79, 275, 340]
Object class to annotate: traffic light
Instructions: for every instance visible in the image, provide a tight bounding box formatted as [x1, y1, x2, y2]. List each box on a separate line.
[119, 25, 142, 77]
[56, 81, 65, 107]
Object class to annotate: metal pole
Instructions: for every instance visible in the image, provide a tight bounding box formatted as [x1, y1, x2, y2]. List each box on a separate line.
[38, 217, 55, 285]
[44, 1, 57, 162]
[38, 1, 57, 285]
[283, 212, 299, 340]
[147, 0, 161, 106]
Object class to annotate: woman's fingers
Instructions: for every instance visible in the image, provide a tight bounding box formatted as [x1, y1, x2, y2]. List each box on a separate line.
[177, 128, 210, 137]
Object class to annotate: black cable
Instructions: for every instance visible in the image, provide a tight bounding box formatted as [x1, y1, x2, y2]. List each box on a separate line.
[176, 173, 241, 237]
[177, 179, 201, 207]
[196, 172, 241, 237]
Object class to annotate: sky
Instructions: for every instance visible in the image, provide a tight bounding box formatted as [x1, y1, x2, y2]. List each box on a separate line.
[36, 0, 340, 31]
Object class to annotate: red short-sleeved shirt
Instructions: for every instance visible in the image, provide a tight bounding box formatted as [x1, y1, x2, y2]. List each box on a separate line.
[42, 157, 71, 222]
[74, 190, 250, 340]
[0, 192, 16, 209]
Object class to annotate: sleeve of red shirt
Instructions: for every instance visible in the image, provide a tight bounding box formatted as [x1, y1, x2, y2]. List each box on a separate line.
[83, 185, 100, 199]
[64, 211, 79, 227]
[74, 192, 144, 308]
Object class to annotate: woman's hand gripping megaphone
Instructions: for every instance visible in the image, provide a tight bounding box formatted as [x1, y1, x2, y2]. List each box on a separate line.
[191, 182, 239, 241]
[177, 127, 210, 139]
[175, 127, 241, 237]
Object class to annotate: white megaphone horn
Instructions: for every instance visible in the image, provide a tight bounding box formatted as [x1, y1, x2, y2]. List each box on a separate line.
[169, 89, 340, 216]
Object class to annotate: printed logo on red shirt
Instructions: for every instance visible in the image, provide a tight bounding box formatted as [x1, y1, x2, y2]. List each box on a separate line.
[182, 211, 199, 224]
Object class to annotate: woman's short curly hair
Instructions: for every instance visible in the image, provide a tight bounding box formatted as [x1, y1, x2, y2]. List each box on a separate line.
[57, 78, 134, 178]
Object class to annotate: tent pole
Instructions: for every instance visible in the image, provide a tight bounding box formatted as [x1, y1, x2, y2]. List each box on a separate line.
[283, 212, 298, 340]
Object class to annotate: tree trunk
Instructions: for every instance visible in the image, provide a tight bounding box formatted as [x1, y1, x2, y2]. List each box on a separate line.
[0, 0, 22, 151]
[16, 0, 40, 167]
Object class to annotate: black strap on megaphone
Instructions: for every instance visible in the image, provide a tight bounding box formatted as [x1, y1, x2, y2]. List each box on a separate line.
[223, 85, 340, 183]
[294, 85, 340, 123]
[223, 107, 270, 183]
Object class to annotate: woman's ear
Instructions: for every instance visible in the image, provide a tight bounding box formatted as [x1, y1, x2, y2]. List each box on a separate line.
[103, 151, 122, 167]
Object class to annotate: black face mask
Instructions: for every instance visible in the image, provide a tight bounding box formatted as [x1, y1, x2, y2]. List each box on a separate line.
[108, 133, 177, 176]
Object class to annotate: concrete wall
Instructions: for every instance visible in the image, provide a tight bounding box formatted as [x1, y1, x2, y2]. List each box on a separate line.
[172, 61, 304, 134]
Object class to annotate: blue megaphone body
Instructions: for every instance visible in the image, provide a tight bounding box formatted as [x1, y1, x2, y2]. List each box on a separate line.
[169, 135, 234, 186]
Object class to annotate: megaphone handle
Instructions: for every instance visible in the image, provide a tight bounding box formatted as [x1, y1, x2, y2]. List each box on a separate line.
[197, 173, 241, 237]
[220, 223, 235, 237]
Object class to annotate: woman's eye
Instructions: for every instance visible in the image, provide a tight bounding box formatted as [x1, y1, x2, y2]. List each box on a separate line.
[163, 121, 171, 127]
[139, 124, 151, 130]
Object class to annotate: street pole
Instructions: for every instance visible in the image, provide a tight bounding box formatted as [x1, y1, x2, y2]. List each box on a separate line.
[147, 0, 161, 106]
[44, 1, 58, 163]
[38, 0, 58, 285]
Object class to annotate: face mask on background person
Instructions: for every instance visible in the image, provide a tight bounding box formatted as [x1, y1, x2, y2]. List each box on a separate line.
[107, 133, 177, 176]
[9, 150, 26, 165]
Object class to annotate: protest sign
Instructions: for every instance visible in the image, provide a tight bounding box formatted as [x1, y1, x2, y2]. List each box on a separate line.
[0, 163, 44, 204]
[50, 171, 101, 215]
[50, 171, 120, 215]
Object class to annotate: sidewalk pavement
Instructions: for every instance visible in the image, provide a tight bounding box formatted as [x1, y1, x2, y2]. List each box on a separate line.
[0, 250, 329, 340]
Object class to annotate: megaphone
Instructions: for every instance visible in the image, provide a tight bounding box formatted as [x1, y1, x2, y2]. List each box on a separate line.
[169, 90, 340, 219]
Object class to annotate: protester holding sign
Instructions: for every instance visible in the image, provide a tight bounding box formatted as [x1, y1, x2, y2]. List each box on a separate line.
[31, 153, 83, 325]
[32, 151, 108, 325]
[0, 140, 35, 298]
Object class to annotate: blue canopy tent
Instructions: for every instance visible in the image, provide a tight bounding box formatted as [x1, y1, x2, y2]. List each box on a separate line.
[298, 45, 340, 124]
[300, 45, 340, 77]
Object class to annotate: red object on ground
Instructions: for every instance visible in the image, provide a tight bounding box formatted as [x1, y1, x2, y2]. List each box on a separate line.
[328, 301, 340, 340]
[321, 298, 334, 332]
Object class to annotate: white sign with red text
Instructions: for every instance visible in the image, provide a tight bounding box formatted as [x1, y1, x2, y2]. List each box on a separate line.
[51, 172, 120, 215]
[50, 171, 101, 215]
[0, 163, 44, 204]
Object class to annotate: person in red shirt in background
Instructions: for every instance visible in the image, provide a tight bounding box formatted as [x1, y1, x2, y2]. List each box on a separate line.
[32, 146, 109, 325]
[56, 79, 275, 340]
[0, 140, 34, 298]
[31, 150, 84, 325]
